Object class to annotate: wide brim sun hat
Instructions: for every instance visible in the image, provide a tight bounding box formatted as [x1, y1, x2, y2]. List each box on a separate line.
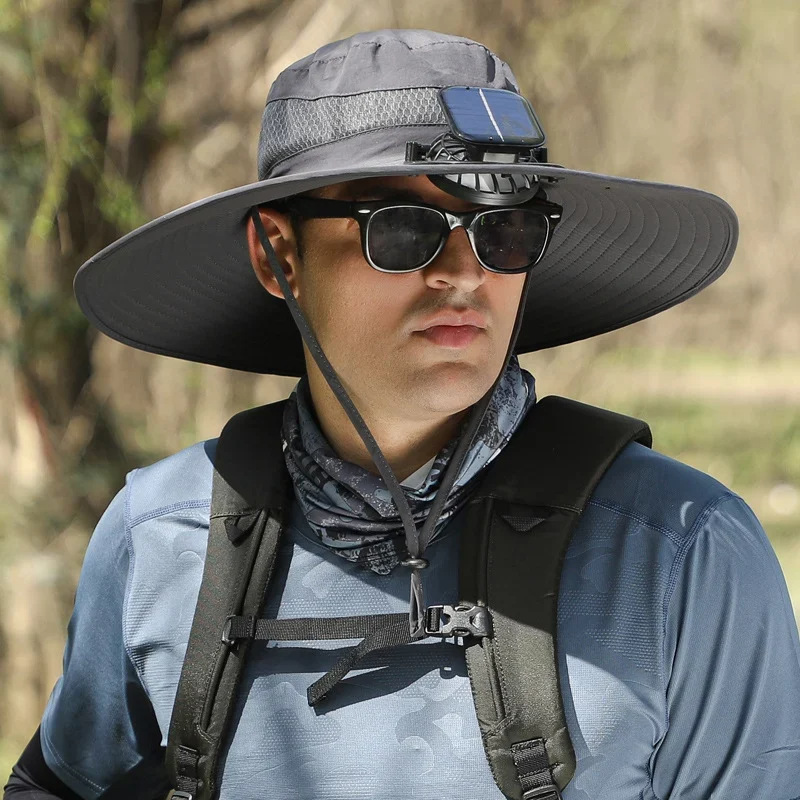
[73, 29, 738, 378]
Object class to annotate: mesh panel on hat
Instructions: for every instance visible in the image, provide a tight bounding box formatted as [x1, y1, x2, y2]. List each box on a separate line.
[258, 88, 448, 179]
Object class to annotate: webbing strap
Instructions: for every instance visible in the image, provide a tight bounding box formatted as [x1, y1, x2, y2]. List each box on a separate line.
[223, 612, 407, 643]
[306, 618, 416, 705]
[512, 739, 561, 799]
[173, 746, 200, 795]
[164, 401, 291, 800]
[222, 606, 491, 705]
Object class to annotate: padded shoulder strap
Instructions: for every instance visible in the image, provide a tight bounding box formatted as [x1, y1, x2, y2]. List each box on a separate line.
[165, 400, 292, 800]
[460, 396, 651, 799]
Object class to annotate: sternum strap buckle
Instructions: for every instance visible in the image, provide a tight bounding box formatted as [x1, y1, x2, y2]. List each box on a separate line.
[424, 604, 492, 638]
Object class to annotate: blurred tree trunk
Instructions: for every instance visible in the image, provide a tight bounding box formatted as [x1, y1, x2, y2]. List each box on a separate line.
[0, 0, 182, 752]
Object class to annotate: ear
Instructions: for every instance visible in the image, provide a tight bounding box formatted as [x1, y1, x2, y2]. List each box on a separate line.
[246, 207, 302, 301]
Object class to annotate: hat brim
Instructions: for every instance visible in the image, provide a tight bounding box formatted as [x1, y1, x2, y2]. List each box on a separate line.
[74, 162, 737, 376]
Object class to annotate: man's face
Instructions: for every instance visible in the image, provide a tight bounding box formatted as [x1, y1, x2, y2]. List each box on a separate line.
[254, 174, 526, 423]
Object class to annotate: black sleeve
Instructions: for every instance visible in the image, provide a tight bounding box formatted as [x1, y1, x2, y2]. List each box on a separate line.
[3, 727, 85, 800]
[3, 728, 168, 800]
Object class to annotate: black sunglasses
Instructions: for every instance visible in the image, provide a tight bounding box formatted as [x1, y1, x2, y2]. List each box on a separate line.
[277, 195, 562, 274]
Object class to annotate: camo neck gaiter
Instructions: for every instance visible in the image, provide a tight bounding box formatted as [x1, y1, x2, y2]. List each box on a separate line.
[281, 356, 536, 575]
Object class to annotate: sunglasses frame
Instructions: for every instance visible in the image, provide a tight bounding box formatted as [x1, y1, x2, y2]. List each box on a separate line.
[277, 195, 562, 274]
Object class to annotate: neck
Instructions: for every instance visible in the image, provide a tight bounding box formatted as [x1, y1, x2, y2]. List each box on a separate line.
[304, 369, 469, 483]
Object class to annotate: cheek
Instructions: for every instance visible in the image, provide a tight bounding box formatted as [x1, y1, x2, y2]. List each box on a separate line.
[299, 251, 413, 350]
[334, 272, 412, 338]
[490, 273, 527, 336]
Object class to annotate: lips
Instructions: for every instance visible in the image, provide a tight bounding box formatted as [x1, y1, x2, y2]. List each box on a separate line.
[419, 325, 483, 347]
[415, 310, 488, 331]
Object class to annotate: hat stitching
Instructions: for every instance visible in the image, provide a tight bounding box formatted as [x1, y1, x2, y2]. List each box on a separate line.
[112, 233, 227, 330]
[265, 85, 449, 103]
[577, 226, 726, 338]
[534, 196, 682, 321]
[528, 192, 595, 287]
[542, 187, 696, 306]
[540, 187, 618, 278]
[405, 39, 502, 58]
[140, 237, 212, 324]
[567, 191, 636, 281]
[282, 37, 506, 72]
[552, 186, 609, 264]
[583, 199, 694, 316]
[614, 201, 703, 306]
[569, 195, 650, 300]
[613, 199, 698, 306]
[557, 202, 668, 317]
[634, 203, 702, 301]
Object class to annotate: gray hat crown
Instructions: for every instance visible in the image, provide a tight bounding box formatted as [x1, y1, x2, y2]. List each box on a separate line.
[266, 29, 519, 100]
[258, 30, 521, 180]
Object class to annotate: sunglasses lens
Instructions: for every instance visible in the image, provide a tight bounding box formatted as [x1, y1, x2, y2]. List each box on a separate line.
[474, 209, 549, 272]
[366, 206, 444, 271]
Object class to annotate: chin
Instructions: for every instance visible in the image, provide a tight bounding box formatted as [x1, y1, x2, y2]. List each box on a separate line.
[410, 363, 498, 413]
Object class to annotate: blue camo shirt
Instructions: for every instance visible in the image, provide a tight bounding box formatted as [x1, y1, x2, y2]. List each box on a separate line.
[39, 437, 800, 799]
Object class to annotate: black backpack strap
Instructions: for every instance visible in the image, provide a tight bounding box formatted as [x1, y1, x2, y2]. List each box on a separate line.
[460, 395, 651, 799]
[164, 400, 292, 800]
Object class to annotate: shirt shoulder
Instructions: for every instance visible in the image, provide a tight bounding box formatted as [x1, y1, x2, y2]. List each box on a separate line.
[590, 440, 735, 541]
[126, 438, 218, 521]
[556, 443, 739, 785]
[121, 438, 219, 741]
[559, 440, 800, 799]
[557, 443, 715, 703]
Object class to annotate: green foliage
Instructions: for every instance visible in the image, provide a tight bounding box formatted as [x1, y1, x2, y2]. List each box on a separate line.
[7, 290, 88, 359]
[0, 3, 179, 602]
[0, 0, 177, 374]
[97, 170, 148, 231]
[0, 0, 22, 34]
[84, 0, 110, 27]
[139, 36, 171, 122]
[616, 398, 800, 487]
[1, 2, 172, 248]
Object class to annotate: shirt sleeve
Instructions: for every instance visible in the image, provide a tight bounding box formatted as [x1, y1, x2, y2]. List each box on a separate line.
[38, 480, 170, 800]
[653, 494, 800, 799]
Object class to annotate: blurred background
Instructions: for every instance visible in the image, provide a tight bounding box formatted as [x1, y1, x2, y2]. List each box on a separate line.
[1, 0, 798, 774]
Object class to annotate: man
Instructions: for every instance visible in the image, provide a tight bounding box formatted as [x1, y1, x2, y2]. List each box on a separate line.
[5, 28, 800, 800]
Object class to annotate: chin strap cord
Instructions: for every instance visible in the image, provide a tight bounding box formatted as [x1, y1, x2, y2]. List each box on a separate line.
[250, 207, 532, 693]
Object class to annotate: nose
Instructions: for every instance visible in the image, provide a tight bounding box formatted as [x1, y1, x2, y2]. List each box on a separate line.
[422, 225, 486, 293]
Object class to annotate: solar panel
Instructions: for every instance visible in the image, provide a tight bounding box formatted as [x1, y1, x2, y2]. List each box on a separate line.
[439, 86, 546, 148]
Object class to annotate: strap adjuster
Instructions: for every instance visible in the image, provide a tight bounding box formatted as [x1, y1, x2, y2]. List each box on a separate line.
[221, 613, 255, 647]
[166, 792, 194, 800]
[424, 604, 491, 638]
[522, 786, 562, 800]
[221, 614, 237, 647]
